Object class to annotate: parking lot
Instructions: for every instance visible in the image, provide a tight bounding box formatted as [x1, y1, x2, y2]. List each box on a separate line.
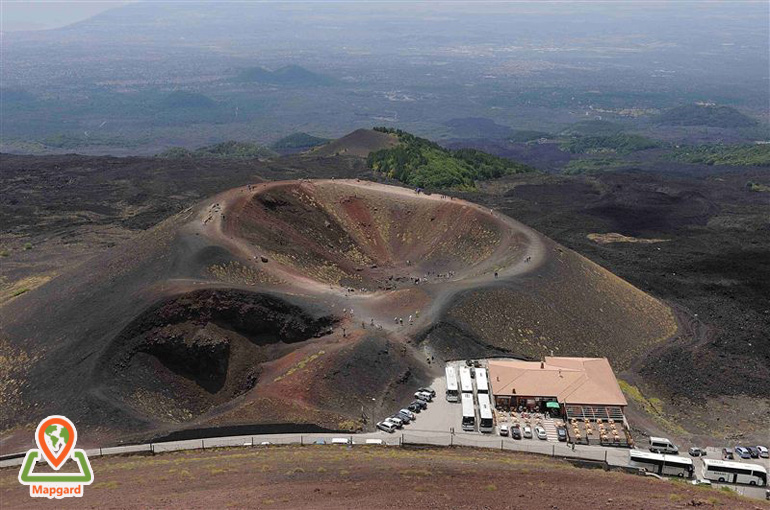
[369, 359, 769, 502]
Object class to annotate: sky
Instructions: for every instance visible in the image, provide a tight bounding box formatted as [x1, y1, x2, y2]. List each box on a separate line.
[1, 1, 127, 31]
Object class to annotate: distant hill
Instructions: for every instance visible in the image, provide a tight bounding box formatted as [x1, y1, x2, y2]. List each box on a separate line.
[561, 120, 625, 137]
[508, 130, 553, 143]
[272, 132, 331, 150]
[311, 128, 399, 157]
[669, 143, 770, 166]
[444, 118, 551, 143]
[234, 65, 335, 86]
[367, 127, 535, 189]
[560, 133, 661, 155]
[656, 104, 758, 128]
[158, 141, 276, 160]
[445, 118, 513, 139]
[160, 91, 216, 109]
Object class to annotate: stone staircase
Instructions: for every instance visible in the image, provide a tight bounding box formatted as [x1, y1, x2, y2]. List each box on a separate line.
[542, 417, 559, 442]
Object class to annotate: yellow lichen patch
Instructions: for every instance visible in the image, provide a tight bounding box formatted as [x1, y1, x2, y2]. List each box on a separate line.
[274, 350, 326, 382]
[587, 233, 669, 245]
[0, 274, 54, 306]
[208, 261, 284, 286]
[0, 338, 37, 415]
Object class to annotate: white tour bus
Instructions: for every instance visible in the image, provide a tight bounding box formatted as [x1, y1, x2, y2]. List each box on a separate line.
[459, 366, 473, 393]
[629, 450, 694, 478]
[477, 393, 494, 433]
[474, 367, 489, 393]
[648, 436, 679, 454]
[461, 392, 476, 431]
[445, 366, 459, 402]
[702, 459, 767, 486]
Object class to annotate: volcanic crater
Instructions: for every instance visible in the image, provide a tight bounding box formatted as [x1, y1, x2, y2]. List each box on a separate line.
[0, 179, 678, 445]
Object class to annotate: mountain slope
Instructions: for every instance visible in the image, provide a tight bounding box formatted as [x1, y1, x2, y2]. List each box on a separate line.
[0, 179, 677, 448]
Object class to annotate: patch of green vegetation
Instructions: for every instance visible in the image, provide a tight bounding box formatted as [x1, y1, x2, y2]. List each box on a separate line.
[158, 141, 277, 160]
[618, 380, 687, 437]
[0, 250, 9, 257]
[561, 133, 660, 155]
[511, 130, 552, 143]
[23, 243, 32, 250]
[11, 288, 29, 298]
[368, 127, 535, 189]
[562, 158, 627, 175]
[669, 144, 770, 167]
[560, 120, 625, 137]
[656, 104, 757, 128]
[272, 132, 330, 149]
[747, 181, 770, 192]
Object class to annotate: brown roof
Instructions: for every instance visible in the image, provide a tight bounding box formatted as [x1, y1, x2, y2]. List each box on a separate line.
[487, 357, 627, 406]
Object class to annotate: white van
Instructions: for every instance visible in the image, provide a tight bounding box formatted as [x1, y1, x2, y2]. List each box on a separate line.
[649, 436, 679, 454]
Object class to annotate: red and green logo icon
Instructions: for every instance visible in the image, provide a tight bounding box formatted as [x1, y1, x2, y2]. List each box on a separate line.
[18, 415, 94, 499]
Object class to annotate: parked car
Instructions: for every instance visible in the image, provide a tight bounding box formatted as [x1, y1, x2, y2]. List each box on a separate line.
[722, 448, 734, 460]
[499, 424, 509, 436]
[511, 425, 522, 440]
[388, 416, 404, 428]
[535, 426, 547, 440]
[523, 425, 532, 439]
[735, 446, 751, 459]
[465, 359, 474, 367]
[747, 446, 760, 458]
[758, 445, 769, 458]
[393, 413, 410, 425]
[408, 402, 422, 413]
[649, 437, 678, 455]
[377, 421, 396, 433]
[688, 447, 705, 457]
[417, 387, 436, 397]
[691, 479, 712, 486]
[557, 426, 567, 442]
[411, 399, 427, 410]
[414, 391, 433, 402]
[399, 409, 416, 420]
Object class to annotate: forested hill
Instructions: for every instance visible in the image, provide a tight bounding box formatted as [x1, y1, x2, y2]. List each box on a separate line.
[367, 128, 535, 189]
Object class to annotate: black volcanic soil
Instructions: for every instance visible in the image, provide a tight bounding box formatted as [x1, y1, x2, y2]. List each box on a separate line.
[471, 168, 770, 441]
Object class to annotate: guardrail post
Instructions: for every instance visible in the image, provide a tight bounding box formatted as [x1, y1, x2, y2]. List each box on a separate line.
[450, 434, 453, 447]
[150, 443, 154, 455]
[251, 436, 254, 447]
[400, 433, 403, 446]
[99, 447, 103, 457]
[500, 440, 503, 451]
[201, 439, 205, 450]
[552, 445, 554, 457]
